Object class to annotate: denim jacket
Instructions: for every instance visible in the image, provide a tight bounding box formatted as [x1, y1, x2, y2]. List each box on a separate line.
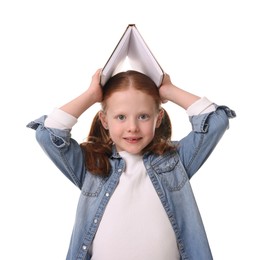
[27, 105, 235, 260]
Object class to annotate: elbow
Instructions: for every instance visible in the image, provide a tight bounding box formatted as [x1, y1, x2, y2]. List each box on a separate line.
[205, 106, 235, 138]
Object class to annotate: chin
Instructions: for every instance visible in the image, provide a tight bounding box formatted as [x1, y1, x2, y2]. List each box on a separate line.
[120, 146, 143, 155]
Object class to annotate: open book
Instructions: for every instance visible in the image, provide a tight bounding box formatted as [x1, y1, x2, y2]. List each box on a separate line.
[100, 24, 164, 87]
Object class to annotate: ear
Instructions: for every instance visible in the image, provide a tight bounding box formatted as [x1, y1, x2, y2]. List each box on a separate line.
[156, 109, 164, 128]
[98, 111, 108, 130]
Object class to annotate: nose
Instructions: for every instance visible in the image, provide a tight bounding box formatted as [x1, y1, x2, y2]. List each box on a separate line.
[127, 118, 139, 132]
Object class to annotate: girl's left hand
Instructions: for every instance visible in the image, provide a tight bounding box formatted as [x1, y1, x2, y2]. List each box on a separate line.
[159, 73, 172, 103]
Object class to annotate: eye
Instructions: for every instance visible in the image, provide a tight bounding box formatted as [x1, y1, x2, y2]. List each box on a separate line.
[138, 114, 150, 121]
[117, 115, 126, 121]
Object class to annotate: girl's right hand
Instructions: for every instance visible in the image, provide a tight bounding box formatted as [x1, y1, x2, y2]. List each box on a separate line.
[88, 68, 103, 103]
[59, 69, 104, 118]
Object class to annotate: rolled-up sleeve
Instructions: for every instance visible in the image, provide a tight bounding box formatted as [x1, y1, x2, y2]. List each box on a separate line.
[26, 116, 86, 189]
[178, 105, 236, 179]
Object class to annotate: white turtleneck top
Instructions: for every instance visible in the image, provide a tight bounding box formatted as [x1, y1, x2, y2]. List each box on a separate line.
[90, 151, 180, 260]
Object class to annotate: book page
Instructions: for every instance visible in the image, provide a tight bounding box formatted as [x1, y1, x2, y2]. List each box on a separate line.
[128, 27, 164, 87]
[100, 27, 132, 86]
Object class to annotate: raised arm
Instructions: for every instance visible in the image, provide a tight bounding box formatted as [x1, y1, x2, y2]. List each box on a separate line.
[159, 73, 200, 109]
[59, 69, 103, 118]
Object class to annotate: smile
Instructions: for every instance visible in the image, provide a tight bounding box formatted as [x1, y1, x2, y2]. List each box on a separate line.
[124, 137, 142, 143]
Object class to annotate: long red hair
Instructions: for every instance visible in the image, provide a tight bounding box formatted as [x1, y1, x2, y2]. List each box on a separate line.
[80, 70, 175, 177]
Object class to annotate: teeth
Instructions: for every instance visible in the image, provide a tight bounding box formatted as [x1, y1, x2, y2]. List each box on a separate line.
[124, 137, 141, 141]
[126, 138, 138, 141]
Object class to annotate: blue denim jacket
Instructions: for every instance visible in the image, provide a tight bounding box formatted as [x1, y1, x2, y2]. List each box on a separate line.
[27, 105, 235, 260]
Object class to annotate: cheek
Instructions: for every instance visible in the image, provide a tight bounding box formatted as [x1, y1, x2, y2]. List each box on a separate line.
[108, 123, 121, 138]
[144, 121, 157, 135]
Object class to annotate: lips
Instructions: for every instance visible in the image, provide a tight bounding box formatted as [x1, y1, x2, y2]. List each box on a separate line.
[124, 137, 142, 143]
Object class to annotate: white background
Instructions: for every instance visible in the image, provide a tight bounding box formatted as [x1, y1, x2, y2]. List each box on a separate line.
[1, 0, 265, 259]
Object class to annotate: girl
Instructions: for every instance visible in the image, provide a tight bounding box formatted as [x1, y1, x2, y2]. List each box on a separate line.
[27, 69, 235, 260]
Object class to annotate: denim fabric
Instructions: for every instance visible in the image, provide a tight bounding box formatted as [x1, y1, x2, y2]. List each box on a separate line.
[27, 105, 236, 260]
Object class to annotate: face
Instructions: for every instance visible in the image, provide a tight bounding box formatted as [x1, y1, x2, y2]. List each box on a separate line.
[99, 88, 163, 154]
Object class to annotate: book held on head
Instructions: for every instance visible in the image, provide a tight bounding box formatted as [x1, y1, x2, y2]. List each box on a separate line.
[100, 24, 164, 87]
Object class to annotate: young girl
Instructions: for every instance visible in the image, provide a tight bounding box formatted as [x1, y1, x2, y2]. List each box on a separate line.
[27, 69, 235, 260]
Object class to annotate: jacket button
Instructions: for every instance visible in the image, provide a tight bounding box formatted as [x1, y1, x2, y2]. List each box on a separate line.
[94, 218, 98, 224]
[82, 245, 87, 250]
[105, 192, 110, 197]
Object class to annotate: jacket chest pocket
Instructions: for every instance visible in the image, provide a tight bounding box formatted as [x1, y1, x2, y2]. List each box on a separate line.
[81, 173, 107, 197]
[151, 153, 188, 191]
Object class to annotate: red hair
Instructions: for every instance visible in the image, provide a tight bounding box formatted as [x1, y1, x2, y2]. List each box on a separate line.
[80, 70, 175, 176]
